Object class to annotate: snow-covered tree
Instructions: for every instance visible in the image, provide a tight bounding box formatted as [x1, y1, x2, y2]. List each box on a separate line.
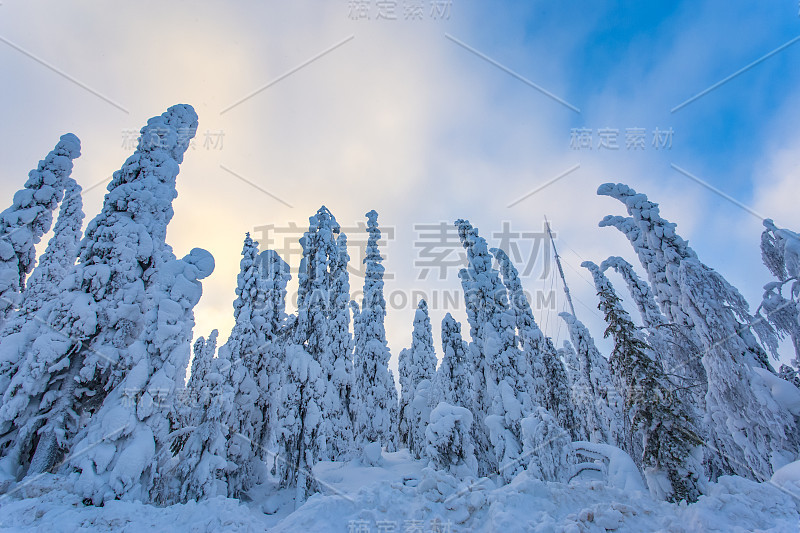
[277, 206, 354, 502]
[600, 256, 664, 330]
[275, 343, 324, 506]
[456, 219, 533, 481]
[598, 183, 797, 481]
[323, 232, 355, 460]
[679, 257, 800, 480]
[598, 183, 777, 367]
[18, 178, 84, 319]
[214, 234, 268, 496]
[759, 219, 800, 362]
[70, 248, 214, 504]
[408, 378, 433, 461]
[187, 329, 218, 413]
[174, 329, 219, 455]
[584, 260, 703, 502]
[559, 312, 622, 447]
[601, 255, 706, 415]
[292, 207, 353, 462]
[431, 313, 471, 408]
[0, 105, 197, 482]
[521, 407, 573, 483]
[425, 402, 477, 477]
[398, 299, 437, 456]
[0, 133, 80, 325]
[351, 210, 397, 458]
[176, 353, 235, 502]
[0, 178, 83, 401]
[493, 248, 577, 440]
[254, 249, 291, 454]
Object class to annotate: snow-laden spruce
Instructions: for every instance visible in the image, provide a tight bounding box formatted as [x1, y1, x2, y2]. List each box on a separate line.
[493, 248, 577, 440]
[559, 312, 622, 447]
[276, 207, 343, 503]
[70, 248, 214, 504]
[324, 231, 355, 460]
[188, 331, 218, 409]
[0, 105, 197, 482]
[584, 260, 704, 503]
[759, 219, 800, 363]
[398, 299, 437, 458]
[0, 133, 80, 325]
[600, 256, 706, 419]
[455, 220, 534, 482]
[598, 183, 778, 364]
[254, 249, 291, 455]
[520, 407, 573, 483]
[598, 183, 797, 481]
[182, 329, 218, 433]
[176, 349, 235, 502]
[598, 184, 798, 479]
[215, 234, 268, 497]
[351, 210, 397, 460]
[18, 178, 84, 320]
[425, 402, 477, 477]
[431, 313, 471, 408]
[0, 178, 84, 401]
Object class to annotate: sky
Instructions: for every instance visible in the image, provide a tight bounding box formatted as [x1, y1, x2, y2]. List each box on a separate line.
[0, 0, 799, 373]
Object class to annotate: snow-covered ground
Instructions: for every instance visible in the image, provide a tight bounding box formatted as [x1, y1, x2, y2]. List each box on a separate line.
[2, 450, 798, 532]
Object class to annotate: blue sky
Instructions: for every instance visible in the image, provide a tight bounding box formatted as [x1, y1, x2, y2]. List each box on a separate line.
[0, 1, 798, 367]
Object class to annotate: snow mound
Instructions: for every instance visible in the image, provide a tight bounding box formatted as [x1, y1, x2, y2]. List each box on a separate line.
[751, 366, 800, 416]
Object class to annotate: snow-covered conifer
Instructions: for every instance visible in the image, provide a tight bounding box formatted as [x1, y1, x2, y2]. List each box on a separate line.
[19, 178, 84, 319]
[425, 402, 477, 477]
[277, 207, 352, 501]
[408, 378, 433, 460]
[398, 299, 437, 455]
[324, 232, 355, 460]
[494, 248, 577, 439]
[187, 330, 218, 408]
[559, 312, 622, 447]
[70, 248, 214, 504]
[275, 343, 324, 506]
[174, 329, 219, 455]
[0, 105, 197, 482]
[215, 234, 268, 496]
[679, 257, 800, 480]
[521, 407, 573, 483]
[351, 210, 397, 458]
[432, 313, 470, 407]
[599, 184, 796, 481]
[455, 220, 533, 481]
[0, 178, 84, 400]
[0, 134, 80, 324]
[598, 183, 777, 366]
[759, 219, 800, 362]
[584, 260, 703, 502]
[176, 352, 235, 502]
[601, 255, 706, 413]
[254, 249, 291, 453]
